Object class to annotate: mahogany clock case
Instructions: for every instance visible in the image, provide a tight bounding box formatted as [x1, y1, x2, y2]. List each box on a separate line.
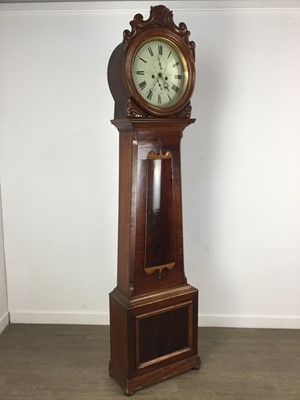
[107, 5, 201, 395]
[107, 6, 196, 119]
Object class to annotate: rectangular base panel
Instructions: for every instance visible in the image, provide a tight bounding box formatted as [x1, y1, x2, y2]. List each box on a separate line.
[109, 284, 201, 395]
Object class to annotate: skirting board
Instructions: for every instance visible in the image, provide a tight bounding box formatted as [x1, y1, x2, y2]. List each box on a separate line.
[200, 314, 300, 329]
[9, 311, 300, 329]
[0, 312, 9, 334]
[10, 311, 110, 326]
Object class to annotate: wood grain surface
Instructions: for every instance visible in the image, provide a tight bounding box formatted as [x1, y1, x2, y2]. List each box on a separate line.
[0, 324, 299, 399]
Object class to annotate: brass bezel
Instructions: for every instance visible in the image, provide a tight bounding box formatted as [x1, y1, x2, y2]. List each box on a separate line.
[125, 28, 195, 117]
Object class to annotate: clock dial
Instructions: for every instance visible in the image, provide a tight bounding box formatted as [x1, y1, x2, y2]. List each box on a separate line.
[132, 39, 188, 108]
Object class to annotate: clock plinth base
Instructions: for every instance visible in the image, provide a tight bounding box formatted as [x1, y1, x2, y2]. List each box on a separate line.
[109, 284, 201, 395]
[109, 354, 200, 396]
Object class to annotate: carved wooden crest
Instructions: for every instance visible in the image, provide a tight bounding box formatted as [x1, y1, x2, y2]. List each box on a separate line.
[123, 5, 195, 61]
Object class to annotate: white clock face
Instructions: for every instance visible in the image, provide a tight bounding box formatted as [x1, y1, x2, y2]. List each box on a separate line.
[132, 39, 188, 108]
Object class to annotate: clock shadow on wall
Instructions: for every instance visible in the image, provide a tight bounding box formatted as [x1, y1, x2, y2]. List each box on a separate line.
[107, 5, 201, 395]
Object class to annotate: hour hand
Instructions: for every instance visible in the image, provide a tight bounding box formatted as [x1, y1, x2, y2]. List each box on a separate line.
[162, 80, 169, 90]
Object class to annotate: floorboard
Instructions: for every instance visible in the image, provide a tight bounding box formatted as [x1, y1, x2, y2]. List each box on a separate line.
[0, 324, 299, 399]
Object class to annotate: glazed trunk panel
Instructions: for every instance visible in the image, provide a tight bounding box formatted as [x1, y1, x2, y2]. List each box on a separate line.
[132, 129, 186, 296]
[144, 154, 175, 278]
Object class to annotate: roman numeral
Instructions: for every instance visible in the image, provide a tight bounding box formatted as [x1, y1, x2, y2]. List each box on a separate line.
[173, 61, 179, 67]
[175, 75, 182, 79]
[136, 71, 144, 75]
[139, 57, 147, 63]
[139, 81, 147, 90]
[158, 45, 163, 55]
[148, 47, 154, 56]
[168, 94, 172, 101]
[147, 90, 153, 100]
[158, 94, 161, 104]
[172, 84, 179, 93]
[167, 51, 172, 59]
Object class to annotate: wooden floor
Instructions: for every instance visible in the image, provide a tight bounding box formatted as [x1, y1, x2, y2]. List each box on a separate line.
[0, 324, 299, 399]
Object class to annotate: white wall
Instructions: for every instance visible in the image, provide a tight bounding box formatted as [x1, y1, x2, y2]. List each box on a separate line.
[0, 1, 300, 328]
[0, 187, 8, 334]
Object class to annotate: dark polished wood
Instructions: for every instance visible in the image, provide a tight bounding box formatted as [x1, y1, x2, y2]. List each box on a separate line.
[112, 118, 194, 297]
[109, 285, 200, 395]
[107, 5, 200, 395]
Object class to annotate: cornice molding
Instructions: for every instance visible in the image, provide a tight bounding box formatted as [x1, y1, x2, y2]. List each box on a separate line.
[1, 1, 300, 15]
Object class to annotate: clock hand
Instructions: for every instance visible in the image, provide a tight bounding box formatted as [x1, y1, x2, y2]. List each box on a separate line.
[162, 80, 169, 90]
[157, 75, 170, 91]
[158, 56, 163, 71]
[157, 79, 164, 91]
[149, 77, 159, 91]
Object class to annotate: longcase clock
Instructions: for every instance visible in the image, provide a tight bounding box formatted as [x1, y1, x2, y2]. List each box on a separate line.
[107, 5, 201, 395]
